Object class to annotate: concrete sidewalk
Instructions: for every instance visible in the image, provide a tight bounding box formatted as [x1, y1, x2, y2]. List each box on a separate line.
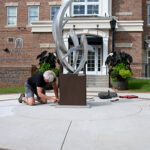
[0, 89, 150, 150]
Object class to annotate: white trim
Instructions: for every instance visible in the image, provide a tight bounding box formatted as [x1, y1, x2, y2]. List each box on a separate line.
[26, 2, 40, 6]
[48, 2, 61, 6]
[72, 0, 101, 16]
[28, 6, 39, 25]
[6, 6, 17, 27]
[5, 2, 18, 7]
[31, 21, 52, 32]
[86, 46, 102, 75]
[40, 43, 56, 48]
[116, 12, 133, 16]
[31, 18, 143, 33]
[115, 43, 133, 48]
[117, 20, 143, 31]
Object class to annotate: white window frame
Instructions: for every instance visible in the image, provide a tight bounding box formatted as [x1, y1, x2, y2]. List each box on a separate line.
[72, 0, 100, 16]
[50, 6, 60, 20]
[28, 6, 39, 25]
[7, 6, 17, 26]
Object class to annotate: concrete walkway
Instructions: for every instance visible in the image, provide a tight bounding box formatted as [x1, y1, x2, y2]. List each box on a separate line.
[0, 89, 150, 150]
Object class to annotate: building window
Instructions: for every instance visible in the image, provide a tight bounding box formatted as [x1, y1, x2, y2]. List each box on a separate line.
[72, 0, 100, 16]
[28, 6, 39, 25]
[148, 51, 150, 64]
[7, 7, 17, 26]
[148, 5, 150, 25]
[50, 6, 60, 20]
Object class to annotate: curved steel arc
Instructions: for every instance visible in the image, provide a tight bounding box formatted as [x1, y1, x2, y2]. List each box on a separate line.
[53, 0, 72, 53]
[52, 0, 93, 74]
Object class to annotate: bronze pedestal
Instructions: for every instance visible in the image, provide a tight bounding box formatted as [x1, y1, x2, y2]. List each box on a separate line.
[59, 74, 86, 105]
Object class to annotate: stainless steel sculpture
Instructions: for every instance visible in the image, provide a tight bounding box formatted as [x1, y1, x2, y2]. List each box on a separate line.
[52, 0, 94, 74]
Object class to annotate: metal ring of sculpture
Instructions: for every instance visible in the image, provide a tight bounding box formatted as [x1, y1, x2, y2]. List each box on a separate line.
[52, 0, 94, 74]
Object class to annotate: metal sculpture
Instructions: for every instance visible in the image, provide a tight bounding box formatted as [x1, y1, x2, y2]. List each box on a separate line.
[52, 0, 94, 74]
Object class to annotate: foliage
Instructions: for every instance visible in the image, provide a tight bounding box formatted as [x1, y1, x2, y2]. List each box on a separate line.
[36, 51, 56, 68]
[36, 51, 59, 76]
[105, 51, 133, 81]
[38, 62, 51, 72]
[105, 51, 133, 69]
[110, 63, 132, 81]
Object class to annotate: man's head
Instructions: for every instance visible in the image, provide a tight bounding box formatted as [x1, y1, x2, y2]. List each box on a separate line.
[43, 70, 56, 83]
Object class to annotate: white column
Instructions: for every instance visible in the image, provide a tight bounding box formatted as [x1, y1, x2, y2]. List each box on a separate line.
[102, 37, 109, 75]
[63, 37, 69, 74]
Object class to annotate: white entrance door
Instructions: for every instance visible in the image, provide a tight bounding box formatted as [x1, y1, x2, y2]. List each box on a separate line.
[86, 46, 102, 75]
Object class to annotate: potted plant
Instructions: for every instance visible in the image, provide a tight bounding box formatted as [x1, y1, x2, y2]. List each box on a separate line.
[36, 51, 59, 90]
[105, 51, 133, 90]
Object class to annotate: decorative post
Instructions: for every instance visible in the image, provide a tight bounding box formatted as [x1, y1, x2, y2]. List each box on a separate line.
[110, 19, 116, 53]
[109, 19, 116, 87]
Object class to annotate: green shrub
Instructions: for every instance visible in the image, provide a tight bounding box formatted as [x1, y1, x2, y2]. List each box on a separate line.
[36, 51, 59, 77]
[110, 69, 118, 81]
[111, 63, 132, 81]
[38, 62, 51, 72]
[37, 61, 59, 76]
[119, 69, 132, 79]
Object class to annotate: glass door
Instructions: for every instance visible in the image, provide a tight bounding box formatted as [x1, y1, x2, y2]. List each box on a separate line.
[70, 45, 102, 74]
[86, 45, 102, 75]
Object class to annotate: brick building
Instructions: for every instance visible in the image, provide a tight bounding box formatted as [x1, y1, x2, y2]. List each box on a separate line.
[0, 0, 149, 88]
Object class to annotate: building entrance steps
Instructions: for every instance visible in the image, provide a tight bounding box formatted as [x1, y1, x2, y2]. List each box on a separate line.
[86, 75, 109, 88]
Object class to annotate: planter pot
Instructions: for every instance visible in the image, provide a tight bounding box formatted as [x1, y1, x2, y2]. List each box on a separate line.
[112, 79, 128, 90]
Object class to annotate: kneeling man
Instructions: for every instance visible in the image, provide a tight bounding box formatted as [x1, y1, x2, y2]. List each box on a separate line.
[18, 70, 59, 106]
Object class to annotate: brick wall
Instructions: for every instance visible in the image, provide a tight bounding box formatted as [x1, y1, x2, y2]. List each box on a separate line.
[0, 66, 37, 88]
[0, 0, 147, 87]
[112, 0, 143, 76]
[108, 31, 143, 77]
[0, 0, 61, 88]
[112, 0, 142, 20]
[0, 0, 59, 67]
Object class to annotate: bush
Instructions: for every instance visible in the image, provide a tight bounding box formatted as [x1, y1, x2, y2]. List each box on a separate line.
[110, 63, 132, 81]
[36, 51, 59, 76]
[119, 69, 132, 79]
[105, 51, 133, 81]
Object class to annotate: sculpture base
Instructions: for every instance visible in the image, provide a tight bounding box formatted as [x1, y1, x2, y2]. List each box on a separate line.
[59, 74, 86, 105]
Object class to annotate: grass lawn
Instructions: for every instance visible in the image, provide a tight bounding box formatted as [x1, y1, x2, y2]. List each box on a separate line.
[128, 78, 150, 92]
[0, 78, 150, 94]
[0, 87, 25, 94]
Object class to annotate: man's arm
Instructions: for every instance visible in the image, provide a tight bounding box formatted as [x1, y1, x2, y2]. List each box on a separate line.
[52, 81, 59, 100]
[37, 87, 57, 102]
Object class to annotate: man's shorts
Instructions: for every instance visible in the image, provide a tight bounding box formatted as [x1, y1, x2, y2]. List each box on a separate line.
[24, 81, 45, 100]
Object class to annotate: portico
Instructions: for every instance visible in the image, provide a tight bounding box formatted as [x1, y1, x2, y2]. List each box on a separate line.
[62, 16, 111, 75]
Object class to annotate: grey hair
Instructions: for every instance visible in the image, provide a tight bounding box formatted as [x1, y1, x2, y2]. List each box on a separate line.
[43, 70, 56, 82]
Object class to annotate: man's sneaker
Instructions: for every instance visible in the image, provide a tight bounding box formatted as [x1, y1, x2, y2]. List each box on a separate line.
[18, 93, 25, 103]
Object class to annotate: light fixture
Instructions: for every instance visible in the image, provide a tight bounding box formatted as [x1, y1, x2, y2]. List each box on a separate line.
[97, 24, 99, 36]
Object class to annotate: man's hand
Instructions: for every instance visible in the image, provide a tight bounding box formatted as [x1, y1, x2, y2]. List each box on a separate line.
[50, 97, 59, 103]
[56, 97, 60, 102]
